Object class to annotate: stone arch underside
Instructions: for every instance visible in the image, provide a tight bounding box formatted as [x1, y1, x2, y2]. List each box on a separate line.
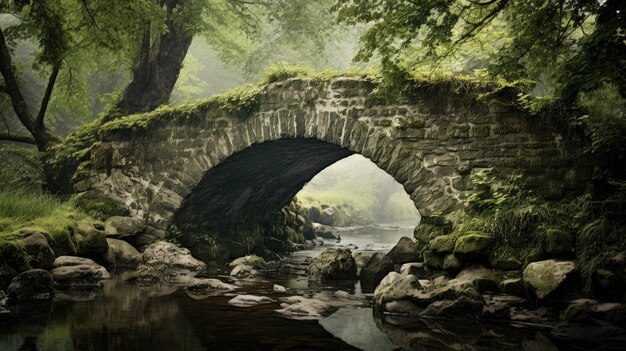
[171, 139, 354, 233]
[76, 77, 590, 247]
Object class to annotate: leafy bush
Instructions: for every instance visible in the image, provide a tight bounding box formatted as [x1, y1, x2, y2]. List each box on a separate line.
[0, 145, 45, 192]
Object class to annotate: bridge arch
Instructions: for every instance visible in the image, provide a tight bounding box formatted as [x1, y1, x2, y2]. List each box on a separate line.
[75, 77, 589, 246]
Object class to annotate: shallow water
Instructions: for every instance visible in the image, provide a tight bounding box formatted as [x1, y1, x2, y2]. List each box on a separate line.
[0, 226, 613, 350]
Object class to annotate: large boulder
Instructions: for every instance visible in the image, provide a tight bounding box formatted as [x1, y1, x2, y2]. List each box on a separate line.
[50, 264, 110, 288]
[360, 253, 394, 288]
[428, 235, 456, 255]
[103, 216, 145, 237]
[21, 232, 55, 270]
[186, 278, 238, 292]
[7, 269, 54, 303]
[137, 241, 207, 284]
[276, 297, 337, 320]
[307, 248, 356, 281]
[373, 272, 424, 307]
[453, 265, 502, 294]
[308, 207, 322, 223]
[420, 296, 485, 319]
[228, 294, 275, 307]
[302, 221, 316, 240]
[453, 233, 494, 261]
[400, 262, 430, 278]
[319, 207, 338, 226]
[72, 220, 108, 259]
[53, 255, 99, 268]
[230, 264, 258, 278]
[229, 255, 267, 269]
[313, 223, 340, 240]
[141, 241, 206, 271]
[104, 239, 140, 268]
[387, 237, 419, 264]
[523, 259, 577, 300]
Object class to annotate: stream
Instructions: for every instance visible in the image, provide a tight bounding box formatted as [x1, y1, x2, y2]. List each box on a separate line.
[0, 226, 588, 350]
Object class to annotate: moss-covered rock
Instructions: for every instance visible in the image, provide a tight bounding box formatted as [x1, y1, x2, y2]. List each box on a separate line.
[523, 259, 578, 300]
[423, 250, 444, 270]
[429, 235, 456, 255]
[0, 240, 30, 273]
[306, 248, 356, 281]
[72, 220, 108, 259]
[454, 233, 494, 261]
[21, 233, 55, 270]
[7, 269, 54, 303]
[74, 196, 130, 220]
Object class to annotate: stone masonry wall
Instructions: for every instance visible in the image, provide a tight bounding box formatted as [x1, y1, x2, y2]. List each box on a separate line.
[75, 77, 591, 245]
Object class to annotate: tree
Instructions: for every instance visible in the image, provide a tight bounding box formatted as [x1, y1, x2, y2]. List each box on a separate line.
[0, 0, 161, 150]
[333, 0, 624, 102]
[108, 0, 338, 119]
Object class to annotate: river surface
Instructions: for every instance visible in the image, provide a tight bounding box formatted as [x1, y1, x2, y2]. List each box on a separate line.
[0, 226, 595, 350]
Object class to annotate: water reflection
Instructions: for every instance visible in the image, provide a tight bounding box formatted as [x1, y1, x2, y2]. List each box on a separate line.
[0, 278, 359, 351]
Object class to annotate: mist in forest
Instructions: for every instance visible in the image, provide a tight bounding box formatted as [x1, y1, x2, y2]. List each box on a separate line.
[297, 155, 419, 224]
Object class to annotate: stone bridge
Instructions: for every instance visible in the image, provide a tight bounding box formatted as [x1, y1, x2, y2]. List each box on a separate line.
[74, 77, 590, 245]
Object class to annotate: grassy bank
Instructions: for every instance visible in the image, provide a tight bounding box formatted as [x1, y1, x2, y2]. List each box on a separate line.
[0, 189, 90, 269]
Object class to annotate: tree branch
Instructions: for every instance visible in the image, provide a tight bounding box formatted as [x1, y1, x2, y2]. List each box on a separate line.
[36, 63, 60, 128]
[0, 27, 36, 133]
[0, 132, 37, 145]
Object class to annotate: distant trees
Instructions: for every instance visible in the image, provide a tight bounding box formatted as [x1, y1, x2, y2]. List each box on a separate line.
[0, 0, 337, 149]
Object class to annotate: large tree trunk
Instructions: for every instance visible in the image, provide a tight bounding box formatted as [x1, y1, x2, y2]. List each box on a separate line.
[107, 1, 193, 120]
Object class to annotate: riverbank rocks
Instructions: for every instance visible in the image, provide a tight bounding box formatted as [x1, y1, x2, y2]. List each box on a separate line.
[53, 255, 99, 268]
[228, 294, 275, 307]
[421, 296, 485, 319]
[103, 216, 145, 237]
[319, 207, 338, 226]
[7, 269, 54, 303]
[373, 272, 423, 307]
[186, 278, 237, 292]
[72, 220, 108, 259]
[313, 223, 340, 240]
[400, 262, 430, 278]
[276, 297, 337, 320]
[429, 235, 456, 255]
[142, 241, 206, 271]
[229, 255, 267, 269]
[453, 265, 502, 294]
[230, 264, 258, 278]
[453, 233, 494, 261]
[50, 264, 110, 288]
[104, 238, 140, 268]
[523, 259, 577, 300]
[387, 237, 419, 264]
[482, 294, 528, 320]
[307, 248, 356, 281]
[137, 241, 206, 284]
[360, 253, 394, 288]
[21, 232, 55, 270]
